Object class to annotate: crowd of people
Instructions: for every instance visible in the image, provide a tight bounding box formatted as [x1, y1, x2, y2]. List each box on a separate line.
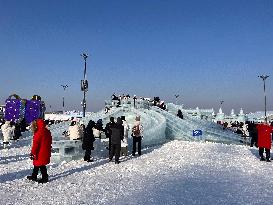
[106, 93, 166, 111]
[217, 120, 273, 162]
[0, 118, 27, 148]
[1, 96, 273, 184]
[24, 115, 144, 183]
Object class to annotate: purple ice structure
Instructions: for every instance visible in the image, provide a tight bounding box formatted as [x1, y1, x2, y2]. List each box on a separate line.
[25, 100, 41, 124]
[4, 99, 21, 121]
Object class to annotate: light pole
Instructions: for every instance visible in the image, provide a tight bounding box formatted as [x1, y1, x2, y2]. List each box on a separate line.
[61, 84, 68, 113]
[258, 75, 269, 123]
[175, 94, 179, 105]
[81, 53, 89, 117]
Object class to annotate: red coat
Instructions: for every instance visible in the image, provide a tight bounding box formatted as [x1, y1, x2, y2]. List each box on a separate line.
[257, 124, 273, 149]
[31, 119, 52, 166]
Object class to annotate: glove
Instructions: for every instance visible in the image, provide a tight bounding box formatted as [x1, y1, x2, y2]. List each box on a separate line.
[29, 153, 35, 160]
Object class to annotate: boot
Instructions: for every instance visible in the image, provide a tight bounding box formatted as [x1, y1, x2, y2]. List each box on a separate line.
[86, 158, 94, 162]
[38, 175, 48, 183]
[27, 175, 37, 181]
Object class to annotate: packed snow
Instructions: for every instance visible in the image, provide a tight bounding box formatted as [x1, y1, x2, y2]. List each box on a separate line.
[1, 134, 273, 205]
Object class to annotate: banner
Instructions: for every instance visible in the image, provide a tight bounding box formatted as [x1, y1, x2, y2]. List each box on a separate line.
[193, 130, 202, 137]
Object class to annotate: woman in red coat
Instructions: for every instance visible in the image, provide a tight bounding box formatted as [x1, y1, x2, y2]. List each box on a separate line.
[256, 123, 273, 162]
[27, 119, 52, 183]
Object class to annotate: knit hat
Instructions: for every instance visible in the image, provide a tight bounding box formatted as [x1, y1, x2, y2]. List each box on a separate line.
[135, 116, 140, 121]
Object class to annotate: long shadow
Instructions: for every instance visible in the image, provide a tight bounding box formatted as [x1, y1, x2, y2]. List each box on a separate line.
[0, 168, 32, 183]
[0, 163, 59, 183]
[7, 137, 32, 149]
[249, 147, 260, 159]
[0, 153, 29, 164]
[50, 144, 164, 182]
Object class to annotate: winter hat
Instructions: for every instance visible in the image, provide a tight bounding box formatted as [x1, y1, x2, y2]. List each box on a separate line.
[135, 116, 140, 121]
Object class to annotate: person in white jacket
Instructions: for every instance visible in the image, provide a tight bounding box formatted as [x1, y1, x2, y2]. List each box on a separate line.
[121, 116, 129, 156]
[68, 121, 81, 140]
[1, 121, 15, 148]
[131, 116, 143, 156]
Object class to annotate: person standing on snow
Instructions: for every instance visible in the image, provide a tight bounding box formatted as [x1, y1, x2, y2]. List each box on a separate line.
[256, 122, 273, 162]
[131, 116, 143, 156]
[27, 119, 52, 183]
[109, 117, 124, 164]
[82, 120, 96, 162]
[68, 121, 81, 140]
[121, 116, 129, 156]
[1, 121, 15, 148]
[249, 122, 258, 147]
[105, 117, 115, 155]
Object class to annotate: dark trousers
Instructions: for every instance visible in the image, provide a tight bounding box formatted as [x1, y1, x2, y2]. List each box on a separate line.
[259, 147, 271, 159]
[132, 136, 142, 156]
[250, 134, 258, 147]
[32, 165, 48, 179]
[109, 144, 121, 162]
[106, 135, 112, 155]
[84, 149, 92, 160]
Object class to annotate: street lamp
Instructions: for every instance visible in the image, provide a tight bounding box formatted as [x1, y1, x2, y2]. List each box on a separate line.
[258, 75, 269, 123]
[81, 53, 89, 117]
[174, 94, 179, 105]
[61, 84, 69, 113]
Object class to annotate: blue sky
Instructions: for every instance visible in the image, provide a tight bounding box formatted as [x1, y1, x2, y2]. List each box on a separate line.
[0, 0, 273, 113]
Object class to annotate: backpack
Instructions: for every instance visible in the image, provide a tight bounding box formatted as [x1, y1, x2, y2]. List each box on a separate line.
[132, 125, 140, 136]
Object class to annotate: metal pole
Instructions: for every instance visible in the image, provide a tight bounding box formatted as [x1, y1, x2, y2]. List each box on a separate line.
[81, 53, 88, 118]
[264, 79, 267, 123]
[258, 75, 269, 123]
[61, 85, 68, 114]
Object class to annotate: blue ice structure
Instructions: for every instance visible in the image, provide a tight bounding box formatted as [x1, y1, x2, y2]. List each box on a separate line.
[49, 98, 245, 162]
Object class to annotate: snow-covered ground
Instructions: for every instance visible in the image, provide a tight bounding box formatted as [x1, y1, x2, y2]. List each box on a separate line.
[1, 136, 273, 205]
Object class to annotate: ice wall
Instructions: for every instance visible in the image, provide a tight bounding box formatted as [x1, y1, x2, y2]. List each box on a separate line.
[50, 106, 167, 162]
[165, 103, 245, 144]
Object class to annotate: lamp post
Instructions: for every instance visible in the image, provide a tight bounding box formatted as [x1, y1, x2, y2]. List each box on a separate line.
[81, 53, 89, 117]
[175, 94, 179, 105]
[219, 100, 224, 114]
[61, 84, 68, 113]
[258, 75, 269, 123]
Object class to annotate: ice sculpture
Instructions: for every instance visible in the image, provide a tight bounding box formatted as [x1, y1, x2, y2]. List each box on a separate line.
[165, 103, 244, 144]
[4, 94, 45, 124]
[50, 99, 246, 162]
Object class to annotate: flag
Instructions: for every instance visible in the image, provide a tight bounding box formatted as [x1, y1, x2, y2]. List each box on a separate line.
[193, 130, 202, 136]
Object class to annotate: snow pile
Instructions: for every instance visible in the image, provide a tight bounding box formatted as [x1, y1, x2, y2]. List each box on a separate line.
[0, 138, 273, 204]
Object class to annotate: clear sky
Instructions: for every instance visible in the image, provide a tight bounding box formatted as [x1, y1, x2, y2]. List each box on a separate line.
[0, 0, 273, 114]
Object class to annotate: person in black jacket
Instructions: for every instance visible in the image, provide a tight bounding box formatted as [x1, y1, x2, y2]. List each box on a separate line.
[82, 120, 95, 162]
[177, 109, 183, 119]
[13, 121, 22, 140]
[109, 117, 124, 164]
[249, 122, 258, 147]
[105, 117, 115, 155]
